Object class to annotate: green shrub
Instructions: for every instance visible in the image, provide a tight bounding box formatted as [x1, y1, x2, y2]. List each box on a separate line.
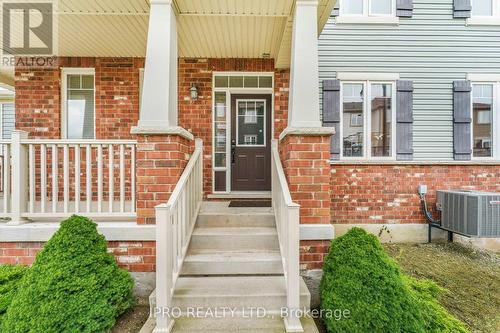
[405, 277, 468, 333]
[1, 215, 134, 333]
[0, 265, 28, 324]
[320, 227, 469, 333]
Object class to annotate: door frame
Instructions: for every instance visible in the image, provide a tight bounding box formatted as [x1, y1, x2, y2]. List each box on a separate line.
[212, 72, 275, 194]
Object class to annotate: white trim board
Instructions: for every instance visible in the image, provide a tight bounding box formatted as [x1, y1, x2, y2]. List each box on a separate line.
[300, 224, 334, 240]
[337, 72, 400, 81]
[333, 224, 447, 243]
[0, 222, 155, 242]
[467, 74, 500, 82]
[0, 222, 331, 242]
[336, 16, 399, 25]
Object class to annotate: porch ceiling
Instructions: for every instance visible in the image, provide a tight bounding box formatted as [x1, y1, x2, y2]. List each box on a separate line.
[0, 0, 335, 85]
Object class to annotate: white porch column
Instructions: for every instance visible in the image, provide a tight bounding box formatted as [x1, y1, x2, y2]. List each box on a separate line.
[133, 0, 178, 132]
[288, 0, 321, 128]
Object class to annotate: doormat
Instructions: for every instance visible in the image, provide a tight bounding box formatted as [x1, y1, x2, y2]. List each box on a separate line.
[228, 200, 272, 208]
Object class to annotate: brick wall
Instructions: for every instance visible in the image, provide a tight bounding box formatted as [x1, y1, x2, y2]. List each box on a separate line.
[280, 135, 332, 225]
[135, 134, 193, 224]
[15, 57, 144, 139]
[0, 241, 156, 272]
[298, 163, 500, 270]
[273, 69, 289, 139]
[300, 240, 330, 270]
[330, 164, 500, 224]
[279, 134, 332, 271]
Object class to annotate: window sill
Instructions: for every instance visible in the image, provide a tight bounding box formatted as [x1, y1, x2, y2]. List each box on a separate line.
[335, 16, 400, 25]
[466, 17, 500, 26]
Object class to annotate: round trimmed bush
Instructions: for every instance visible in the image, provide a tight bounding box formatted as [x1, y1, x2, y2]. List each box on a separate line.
[1, 215, 134, 333]
[320, 227, 468, 333]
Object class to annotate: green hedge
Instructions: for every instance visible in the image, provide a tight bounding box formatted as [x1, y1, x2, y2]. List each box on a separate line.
[0, 265, 28, 325]
[1, 215, 134, 333]
[320, 227, 468, 333]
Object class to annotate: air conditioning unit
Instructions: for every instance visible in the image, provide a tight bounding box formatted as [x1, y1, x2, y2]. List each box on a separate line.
[436, 190, 500, 237]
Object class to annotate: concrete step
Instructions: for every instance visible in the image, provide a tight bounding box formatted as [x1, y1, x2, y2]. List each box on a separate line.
[149, 276, 311, 313]
[140, 315, 320, 333]
[182, 250, 284, 275]
[197, 201, 275, 228]
[189, 227, 280, 251]
[196, 213, 276, 228]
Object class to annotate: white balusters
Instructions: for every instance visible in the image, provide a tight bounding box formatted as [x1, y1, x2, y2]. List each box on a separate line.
[131, 145, 135, 212]
[86, 144, 91, 213]
[0, 134, 137, 220]
[74, 145, 80, 213]
[1, 143, 11, 216]
[40, 144, 46, 213]
[28, 144, 35, 213]
[155, 139, 203, 333]
[108, 144, 114, 213]
[52, 144, 58, 213]
[63, 144, 69, 213]
[119, 144, 125, 213]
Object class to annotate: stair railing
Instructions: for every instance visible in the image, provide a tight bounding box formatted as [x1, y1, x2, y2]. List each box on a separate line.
[154, 138, 203, 333]
[271, 139, 303, 333]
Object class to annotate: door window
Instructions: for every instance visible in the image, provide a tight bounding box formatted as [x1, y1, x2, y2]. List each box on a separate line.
[237, 100, 266, 146]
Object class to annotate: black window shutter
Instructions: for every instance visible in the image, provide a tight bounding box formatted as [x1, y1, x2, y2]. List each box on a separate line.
[322, 80, 341, 160]
[396, 80, 414, 161]
[396, 0, 414, 17]
[453, 81, 472, 160]
[453, 0, 472, 18]
[331, 3, 339, 17]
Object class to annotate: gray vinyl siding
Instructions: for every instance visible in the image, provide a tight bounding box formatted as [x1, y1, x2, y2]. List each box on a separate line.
[1, 103, 15, 139]
[319, 0, 500, 161]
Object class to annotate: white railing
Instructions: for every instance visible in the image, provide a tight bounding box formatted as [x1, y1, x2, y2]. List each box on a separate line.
[0, 130, 137, 223]
[155, 139, 203, 332]
[271, 140, 303, 333]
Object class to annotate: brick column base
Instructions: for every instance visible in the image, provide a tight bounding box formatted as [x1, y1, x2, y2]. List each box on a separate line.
[135, 134, 193, 225]
[279, 129, 334, 269]
[279, 134, 332, 224]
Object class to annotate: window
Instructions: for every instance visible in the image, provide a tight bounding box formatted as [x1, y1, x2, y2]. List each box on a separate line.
[62, 69, 95, 139]
[468, 0, 500, 24]
[472, 0, 493, 16]
[214, 92, 227, 168]
[214, 74, 273, 88]
[244, 109, 258, 124]
[236, 100, 265, 146]
[341, 81, 395, 158]
[472, 83, 497, 158]
[341, 0, 394, 16]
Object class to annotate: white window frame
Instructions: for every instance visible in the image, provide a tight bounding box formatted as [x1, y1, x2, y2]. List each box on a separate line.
[467, 0, 500, 25]
[61, 67, 96, 139]
[337, 0, 399, 24]
[470, 81, 500, 160]
[340, 80, 397, 161]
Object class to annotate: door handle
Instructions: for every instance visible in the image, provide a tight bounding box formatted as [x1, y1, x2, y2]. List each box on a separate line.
[231, 139, 236, 164]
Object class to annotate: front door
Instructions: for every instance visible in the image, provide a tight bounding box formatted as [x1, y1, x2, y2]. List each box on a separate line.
[231, 94, 272, 191]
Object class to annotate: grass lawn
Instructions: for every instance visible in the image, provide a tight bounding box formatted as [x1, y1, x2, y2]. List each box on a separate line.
[385, 243, 500, 333]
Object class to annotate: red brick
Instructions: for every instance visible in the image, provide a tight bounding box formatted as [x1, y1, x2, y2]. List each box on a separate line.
[0, 241, 157, 272]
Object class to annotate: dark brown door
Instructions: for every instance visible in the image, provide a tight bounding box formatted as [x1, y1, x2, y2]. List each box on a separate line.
[231, 94, 272, 191]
